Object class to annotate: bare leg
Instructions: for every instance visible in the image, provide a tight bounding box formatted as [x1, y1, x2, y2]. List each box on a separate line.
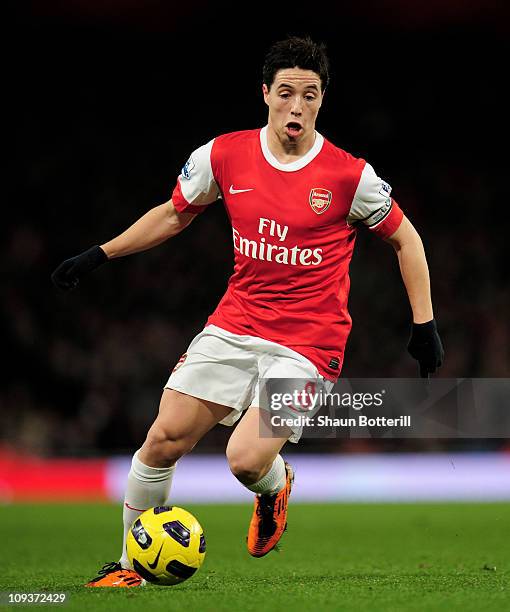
[138, 388, 233, 467]
[227, 406, 295, 558]
[226, 406, 291, 485]
[120, 388, 233, 566]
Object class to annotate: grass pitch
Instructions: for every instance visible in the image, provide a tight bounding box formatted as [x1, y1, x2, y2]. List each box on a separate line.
[1, 502, 508, 611]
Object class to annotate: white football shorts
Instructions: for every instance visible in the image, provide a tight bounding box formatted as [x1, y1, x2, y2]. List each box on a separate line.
[165, 324, 333, 443]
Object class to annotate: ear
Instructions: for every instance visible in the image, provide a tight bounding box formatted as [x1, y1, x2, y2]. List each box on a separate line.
[262, 83, 270, 106]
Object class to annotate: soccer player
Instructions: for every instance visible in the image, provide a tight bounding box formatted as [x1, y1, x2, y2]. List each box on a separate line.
[52, 36, 444, 587]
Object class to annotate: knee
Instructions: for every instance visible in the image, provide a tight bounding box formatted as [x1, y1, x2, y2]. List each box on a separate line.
[142, 421, 196, 466]
[226, 446, 267, 484]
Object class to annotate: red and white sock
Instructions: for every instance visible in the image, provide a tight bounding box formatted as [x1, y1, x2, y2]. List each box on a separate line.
[120, 450, 175, 569]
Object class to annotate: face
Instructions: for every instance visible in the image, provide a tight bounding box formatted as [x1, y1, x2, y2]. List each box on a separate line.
[263, 67, 323, 144]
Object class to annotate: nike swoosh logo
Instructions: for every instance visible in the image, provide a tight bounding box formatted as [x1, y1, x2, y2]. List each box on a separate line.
[148, 543, 164, 569]
[229, 185, 254, 194]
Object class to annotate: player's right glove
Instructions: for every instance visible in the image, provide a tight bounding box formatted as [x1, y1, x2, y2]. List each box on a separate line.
[51, 245, 108, 291]
[407, 319, 444, 378]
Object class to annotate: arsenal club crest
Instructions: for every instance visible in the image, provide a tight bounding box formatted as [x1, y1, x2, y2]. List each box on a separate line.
[309, 188, 332, 215]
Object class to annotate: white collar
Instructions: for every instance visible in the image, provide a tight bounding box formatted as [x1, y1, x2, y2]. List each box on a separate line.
[259, 125, 324, 172]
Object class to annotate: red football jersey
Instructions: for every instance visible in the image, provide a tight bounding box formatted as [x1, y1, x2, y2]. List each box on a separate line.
[171, 127, 403, 380]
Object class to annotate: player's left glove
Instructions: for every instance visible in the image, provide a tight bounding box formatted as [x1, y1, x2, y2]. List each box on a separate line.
[407, 319, 444, 378]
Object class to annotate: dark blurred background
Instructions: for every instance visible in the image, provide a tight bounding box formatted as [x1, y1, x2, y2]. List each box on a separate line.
[4, 1, 509, 457]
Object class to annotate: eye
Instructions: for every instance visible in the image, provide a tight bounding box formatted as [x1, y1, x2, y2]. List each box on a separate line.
[280, 93, 291, 99]
[305, 95, 316, 102]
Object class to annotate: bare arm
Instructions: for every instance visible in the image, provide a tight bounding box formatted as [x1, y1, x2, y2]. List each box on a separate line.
[51, 199, 196, 291]
[100, 200, 196, 259]
[385, 215, 433, 324]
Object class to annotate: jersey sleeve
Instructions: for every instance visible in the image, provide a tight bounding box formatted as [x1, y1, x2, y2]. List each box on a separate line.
[347, 162, 404, 238]
[171, 139, 221, 214]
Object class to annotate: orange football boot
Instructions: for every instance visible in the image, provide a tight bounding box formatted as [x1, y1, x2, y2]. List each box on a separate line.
[85, 562, 144, 587]
[247, 462, 294, 557]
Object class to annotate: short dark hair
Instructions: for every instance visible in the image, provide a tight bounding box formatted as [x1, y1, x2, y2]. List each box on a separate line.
[262, 36, 330, 91]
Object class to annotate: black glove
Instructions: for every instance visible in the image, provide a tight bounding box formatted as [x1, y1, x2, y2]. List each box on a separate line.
[51, 245, 108, 290]
[407, 319, 444, 378]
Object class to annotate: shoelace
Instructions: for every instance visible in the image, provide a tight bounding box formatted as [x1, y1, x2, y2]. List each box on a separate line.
[95, 562, 122, 578]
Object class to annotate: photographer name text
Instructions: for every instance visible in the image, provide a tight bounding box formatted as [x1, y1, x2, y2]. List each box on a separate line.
[270, 415, 411, 428]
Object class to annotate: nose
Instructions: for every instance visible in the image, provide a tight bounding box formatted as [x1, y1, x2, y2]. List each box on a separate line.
[291, 95, 303, 116]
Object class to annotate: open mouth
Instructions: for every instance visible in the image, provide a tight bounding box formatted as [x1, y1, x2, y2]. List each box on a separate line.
[285, 122, 303, 137]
